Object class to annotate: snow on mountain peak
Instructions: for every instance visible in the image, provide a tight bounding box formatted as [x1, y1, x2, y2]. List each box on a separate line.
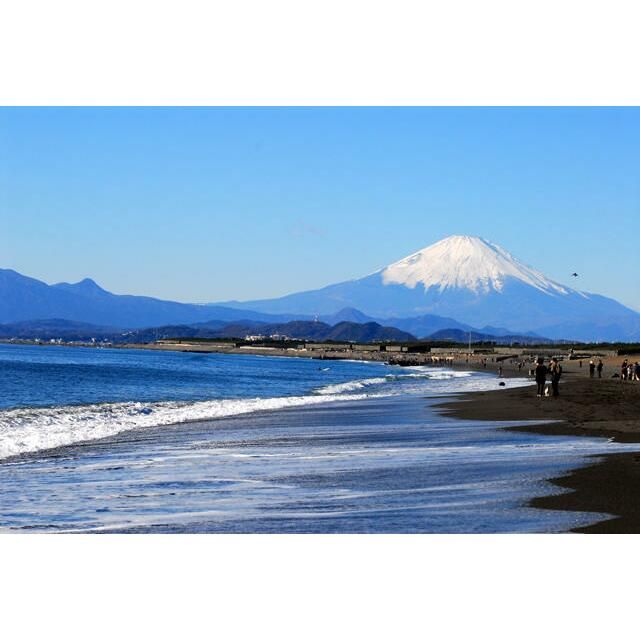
[381, 235, 569, 295]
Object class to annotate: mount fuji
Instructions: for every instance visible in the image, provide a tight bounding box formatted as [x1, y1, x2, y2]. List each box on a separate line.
[220, 235, 640, 342]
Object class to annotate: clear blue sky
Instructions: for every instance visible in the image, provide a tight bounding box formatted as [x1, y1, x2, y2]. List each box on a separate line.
[1, 107, 638, 310]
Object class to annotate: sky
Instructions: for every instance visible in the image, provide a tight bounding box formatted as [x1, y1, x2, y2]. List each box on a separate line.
[0, 107, 638, 310]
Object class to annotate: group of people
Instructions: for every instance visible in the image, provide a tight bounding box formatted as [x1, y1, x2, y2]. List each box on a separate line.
[586, 358, 640, 381]
[534, 357, 563, 397]
[523, 354, 640, 398]
[587, 359, 604, 378]
[619, 359, 640, 381]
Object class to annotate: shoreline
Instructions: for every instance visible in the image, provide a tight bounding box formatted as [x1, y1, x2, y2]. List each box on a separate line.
[4, 340, 640, 531]
[0, 392, 612, 534]
[436, 367, 640, 533]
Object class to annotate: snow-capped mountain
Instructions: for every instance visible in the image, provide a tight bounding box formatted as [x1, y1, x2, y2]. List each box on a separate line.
[222, 235, 640, 341]
[2, 236, 638, 341]
[381, 236, 569, 296]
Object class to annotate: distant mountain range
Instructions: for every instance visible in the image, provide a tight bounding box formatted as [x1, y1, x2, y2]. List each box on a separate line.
[2, 235, 639, 341]
[216, 236, 640, 342]
[0, 318, 558, 346]
[0, 267, 529, 340]
[0, 318, 121, 340]
[210, 320, 416, 343]
[0, 318, 416, 344]
[0, 269, 214, 327]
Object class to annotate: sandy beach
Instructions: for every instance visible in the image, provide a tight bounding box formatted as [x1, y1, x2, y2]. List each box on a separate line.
[4, 339, 638, 532]
[438, 355, 640, 532]
[114, 343, 640, 532]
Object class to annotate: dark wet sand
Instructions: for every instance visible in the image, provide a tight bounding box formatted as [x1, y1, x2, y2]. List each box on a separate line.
[437, 372, 640, 533]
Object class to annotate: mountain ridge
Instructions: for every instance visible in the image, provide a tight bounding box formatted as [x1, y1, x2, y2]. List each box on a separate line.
[0, 317, 557, 346]
[218, 235, 640, 341]
[0, 267, 506, 337]
[2, 235, 639, 341]
[0, 318, 417, 344]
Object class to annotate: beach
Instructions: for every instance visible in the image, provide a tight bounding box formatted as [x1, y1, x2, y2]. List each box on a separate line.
[2, 392, 624, 533]
[441, 357, 640, 436]
[6, 342, 639, 533]
[1, 342, 639, 532]
[437, 357, 640, 532]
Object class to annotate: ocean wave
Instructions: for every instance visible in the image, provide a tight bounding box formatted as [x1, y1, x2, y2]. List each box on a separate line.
[314, 369, 473, 395]
[0, 368, 533, 460]
[393, 365, 473, 378]
[315, 377, 389, 395]
[0, 392, 376, 460]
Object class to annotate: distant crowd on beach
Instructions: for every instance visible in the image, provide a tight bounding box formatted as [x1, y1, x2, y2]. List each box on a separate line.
[581, 357, 640, 381]
[615, 359, 640, 381]
[531, 355, 640, 399]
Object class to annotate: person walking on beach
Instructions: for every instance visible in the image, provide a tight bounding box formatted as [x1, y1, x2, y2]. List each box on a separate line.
[597, 359, 603, 378]
[589, 360, 596, 378]
[549, 358, 562, 397]
[535, 358, 548, 397]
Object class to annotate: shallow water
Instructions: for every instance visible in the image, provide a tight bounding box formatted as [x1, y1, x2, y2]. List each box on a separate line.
[0, 343, 511, 459]
[0, 344, 636, 533]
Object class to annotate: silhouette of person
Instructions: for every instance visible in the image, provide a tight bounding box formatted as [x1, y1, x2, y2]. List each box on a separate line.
[549, 357, 562, 397]
[535, 358, 548, 397]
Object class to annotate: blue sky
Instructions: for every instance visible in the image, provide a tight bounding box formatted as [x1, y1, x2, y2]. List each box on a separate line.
[1, 107, 638, 310]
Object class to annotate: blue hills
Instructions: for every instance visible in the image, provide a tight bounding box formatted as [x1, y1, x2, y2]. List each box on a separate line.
[1, 235, 639, 342]
[0, 268, 532, 341]
[216, 236, 640, 342]
[0, 268, 294, 328]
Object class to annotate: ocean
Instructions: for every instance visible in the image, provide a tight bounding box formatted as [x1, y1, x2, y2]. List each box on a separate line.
[0, 343, 636, 533]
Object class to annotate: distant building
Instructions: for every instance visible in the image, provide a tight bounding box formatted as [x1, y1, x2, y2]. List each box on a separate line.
[156, 339, 238, 349]
[304, 343, 351, 352]
[353, 344, 382, 352]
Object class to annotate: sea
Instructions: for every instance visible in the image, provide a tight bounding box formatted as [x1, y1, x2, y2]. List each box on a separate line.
[0, 342, 636, 533]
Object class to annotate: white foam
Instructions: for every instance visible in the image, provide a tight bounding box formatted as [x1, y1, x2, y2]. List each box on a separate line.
[0, 392, 375, 460]
[314, 369, 474, 395]
[398, 370, 472, 380]
[315, 377, 389, 395]
[0, 368, 534, 460]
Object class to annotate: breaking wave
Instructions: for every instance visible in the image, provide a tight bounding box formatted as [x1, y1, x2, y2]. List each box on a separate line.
[314, 367, 472, 395]
[0, 392, 375, 460]
[315, 377, 389, 395]
[0, 364, 532, 461]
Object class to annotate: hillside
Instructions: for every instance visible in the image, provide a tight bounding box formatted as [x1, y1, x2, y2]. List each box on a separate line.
[216, 236, 640, 341]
